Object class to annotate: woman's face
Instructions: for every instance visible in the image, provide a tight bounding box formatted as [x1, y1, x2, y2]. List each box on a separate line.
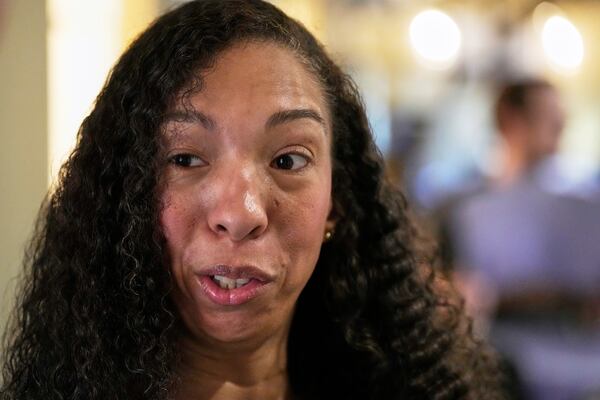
[160, 41, 335, 345]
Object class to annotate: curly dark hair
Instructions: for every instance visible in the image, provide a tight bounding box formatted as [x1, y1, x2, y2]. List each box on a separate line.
[1, 1, 503, 399]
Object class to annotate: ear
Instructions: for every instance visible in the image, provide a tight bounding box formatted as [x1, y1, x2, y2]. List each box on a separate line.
[324, 197, 338, 233]
[325, 219, 336, 233]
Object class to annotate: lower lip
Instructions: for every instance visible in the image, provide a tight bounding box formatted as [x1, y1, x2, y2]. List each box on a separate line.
[195, 275, 269, 306]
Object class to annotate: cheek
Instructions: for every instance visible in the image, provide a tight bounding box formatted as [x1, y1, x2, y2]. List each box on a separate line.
[159, 200, 184, 285]
[277, 183, 331, 286]
[159, 192, 199, 279]
[160, 185, 206, 247]
[281, 177, 330, 233]
[160, 198, 187, 254]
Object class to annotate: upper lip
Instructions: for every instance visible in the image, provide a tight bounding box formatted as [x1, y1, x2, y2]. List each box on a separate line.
[196, 264, 274, 282]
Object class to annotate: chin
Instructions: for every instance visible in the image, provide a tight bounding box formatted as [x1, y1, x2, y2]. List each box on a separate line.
[195, 309, 287, 348]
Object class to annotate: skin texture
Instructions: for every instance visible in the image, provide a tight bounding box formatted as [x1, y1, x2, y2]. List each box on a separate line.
[159, 41, 335, 399]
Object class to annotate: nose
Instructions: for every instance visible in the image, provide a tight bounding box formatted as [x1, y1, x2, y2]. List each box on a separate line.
[207, 166, 268, 242]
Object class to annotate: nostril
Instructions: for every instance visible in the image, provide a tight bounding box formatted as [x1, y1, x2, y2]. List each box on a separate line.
[216, 224, 227, 232]
[248, 226, 262, 238]
[208, 200, 268, 240]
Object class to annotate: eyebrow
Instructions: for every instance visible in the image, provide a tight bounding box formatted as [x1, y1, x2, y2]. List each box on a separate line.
[164, 108, 326, 133]
[164, 109, 216, 131]
[266, 109, 326, 131]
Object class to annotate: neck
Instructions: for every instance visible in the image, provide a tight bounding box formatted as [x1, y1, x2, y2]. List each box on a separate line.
[173, 324, 293, 400]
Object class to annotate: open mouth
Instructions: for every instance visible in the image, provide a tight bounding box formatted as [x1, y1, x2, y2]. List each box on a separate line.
[195, 265, 273, 306]
[197, 274, 268, 306]
[211, 275, 252, 289]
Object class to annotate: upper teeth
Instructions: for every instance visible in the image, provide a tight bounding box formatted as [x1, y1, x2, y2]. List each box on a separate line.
[213, 275, 250, 289]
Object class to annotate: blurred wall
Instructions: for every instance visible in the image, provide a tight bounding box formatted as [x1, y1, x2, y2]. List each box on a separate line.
[0, 0, 47, 334]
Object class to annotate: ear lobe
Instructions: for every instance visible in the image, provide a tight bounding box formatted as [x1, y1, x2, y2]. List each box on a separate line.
[325, 199, 339, 232]
[325, 218, 336, 233]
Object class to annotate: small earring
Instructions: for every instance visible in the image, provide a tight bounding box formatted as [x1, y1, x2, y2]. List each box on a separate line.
[324, 230, 333, 242]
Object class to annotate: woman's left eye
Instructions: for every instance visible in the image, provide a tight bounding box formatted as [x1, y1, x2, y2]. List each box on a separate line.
[271, 153, 309, 171]
[168, 153, 206, 168]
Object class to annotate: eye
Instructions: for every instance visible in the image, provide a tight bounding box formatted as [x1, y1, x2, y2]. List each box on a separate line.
[169, 153, 206, 168]
[272, 153, 309, 171]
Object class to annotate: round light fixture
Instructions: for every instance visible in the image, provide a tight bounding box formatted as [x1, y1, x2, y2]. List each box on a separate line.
[541, 15, 584, 71]
[409, 9, 461, 69]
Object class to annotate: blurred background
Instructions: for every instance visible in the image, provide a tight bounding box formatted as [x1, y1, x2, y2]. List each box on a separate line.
[1, 0, 600, 398]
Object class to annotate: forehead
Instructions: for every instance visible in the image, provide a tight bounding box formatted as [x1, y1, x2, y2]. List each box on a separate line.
[175, 40, 330, 126]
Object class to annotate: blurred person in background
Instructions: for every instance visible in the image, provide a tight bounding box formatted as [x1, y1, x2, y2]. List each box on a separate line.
[446, 79, 600, 400]
[437, 80, 566, 334]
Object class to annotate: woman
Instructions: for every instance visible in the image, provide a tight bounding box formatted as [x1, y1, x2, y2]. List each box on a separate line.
[1, 1, 502, 399]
